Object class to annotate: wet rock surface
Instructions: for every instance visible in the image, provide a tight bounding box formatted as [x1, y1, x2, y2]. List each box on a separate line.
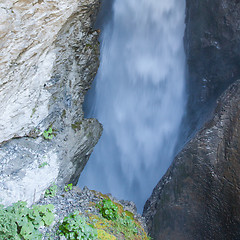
[184, 0, 240, 135]
[0, 0, 102, 206]
[143, 80, 240, 239]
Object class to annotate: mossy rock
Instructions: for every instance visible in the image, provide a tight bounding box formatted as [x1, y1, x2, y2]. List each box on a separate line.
[97, 229, 117, 240]
[71, 121, 83, 131]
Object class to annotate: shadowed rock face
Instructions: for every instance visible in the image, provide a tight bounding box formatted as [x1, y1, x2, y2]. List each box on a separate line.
[184, 0, 240, 134]
[143, 0, 240, 238]
[143, 80, 240, 240]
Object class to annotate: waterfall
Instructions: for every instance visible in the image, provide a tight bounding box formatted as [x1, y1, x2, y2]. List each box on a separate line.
[78, 0, 186, 212]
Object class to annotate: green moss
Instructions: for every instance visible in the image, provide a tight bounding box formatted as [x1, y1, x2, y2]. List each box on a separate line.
[62, 109, 66, 118]
[88, 211, 149, 240]
[30, 107, 36, 118]
[87, 197, 150, 240]
[97, 229, 117, 240]
[71, 121, 83, 131]
[124, 210, 134, 220]
[85, 43, 93, 49]
[52, 96, 57, 101]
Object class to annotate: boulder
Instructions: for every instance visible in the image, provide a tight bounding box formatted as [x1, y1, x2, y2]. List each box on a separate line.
[143, 80, 240, 239]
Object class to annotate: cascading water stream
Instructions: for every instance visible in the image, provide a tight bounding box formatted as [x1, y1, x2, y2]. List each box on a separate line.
[79, 0, 186, 212]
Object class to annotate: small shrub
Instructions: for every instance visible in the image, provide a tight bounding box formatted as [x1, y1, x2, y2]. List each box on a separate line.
[97, 199, 118, 221]
[44, 183, 58, 198]
[58, 211, 97, 240]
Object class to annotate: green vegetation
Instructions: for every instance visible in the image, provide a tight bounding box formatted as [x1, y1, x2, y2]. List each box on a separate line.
[38, 162, 48, 168]
[93, 197, 150, 239]
[71, 121, 82, 132]
[85, 43, 93, 49]
[64, 183, 73, 192]
[58, 211, 97, 240]
[57, 198, 148, 240]
[0, 201, 54, 240]
[62, 109, 66, 118]
[30, 107, 36, 118]
[0, 193, 149, 239]
[44, 183, 58, 198]
[43, 128, 54, 140]
[116, 212, 138, 237]
[97, 199, 118, 221]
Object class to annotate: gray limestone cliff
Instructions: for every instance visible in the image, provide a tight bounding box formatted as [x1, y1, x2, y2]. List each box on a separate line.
[0, 0, 102, 206]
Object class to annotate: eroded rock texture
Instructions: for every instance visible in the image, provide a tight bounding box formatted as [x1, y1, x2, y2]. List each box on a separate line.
[143, 80, 240, 239]
[0, 0, 102, 206]
[184, 0, 240, 133]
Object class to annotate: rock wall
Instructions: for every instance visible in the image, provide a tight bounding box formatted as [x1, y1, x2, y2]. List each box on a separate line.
[0, 0, 102, 206]
[143, 79, 240, 240]
[143, 0, 240, 238]
[184, 0, 240, 135]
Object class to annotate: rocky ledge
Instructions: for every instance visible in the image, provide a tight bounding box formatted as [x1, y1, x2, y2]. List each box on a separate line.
[40, 186, 148, 239]
[0, 0, 102, 206]
[1, 185, 149, 239]
[143, 79, 240, 239]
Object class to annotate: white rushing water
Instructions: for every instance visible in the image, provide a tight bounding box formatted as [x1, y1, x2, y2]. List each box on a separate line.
[79, 0, 186, 212]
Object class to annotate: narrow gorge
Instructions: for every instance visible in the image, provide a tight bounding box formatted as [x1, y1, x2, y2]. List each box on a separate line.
[143, 0, 240, 239]
[79, 0, 186, 212]
[1, 0, 240, 239]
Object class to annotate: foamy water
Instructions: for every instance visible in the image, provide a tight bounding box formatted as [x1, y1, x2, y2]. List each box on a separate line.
[78, 0, 186, 212]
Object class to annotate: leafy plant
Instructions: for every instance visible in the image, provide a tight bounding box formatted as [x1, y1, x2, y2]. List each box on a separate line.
[38, 162, 48, 168]
[44, 183, 58, 198]
[0, 204, 18, 239]
[0, 201, 54, 240]
[43, 128, 54, 140]
[58, 211, 97, 240]
[97, 199, 118, 221]
[116, 212, 138, 236]
[31, 204, 55, 226]
[64, 183, 73, 192]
